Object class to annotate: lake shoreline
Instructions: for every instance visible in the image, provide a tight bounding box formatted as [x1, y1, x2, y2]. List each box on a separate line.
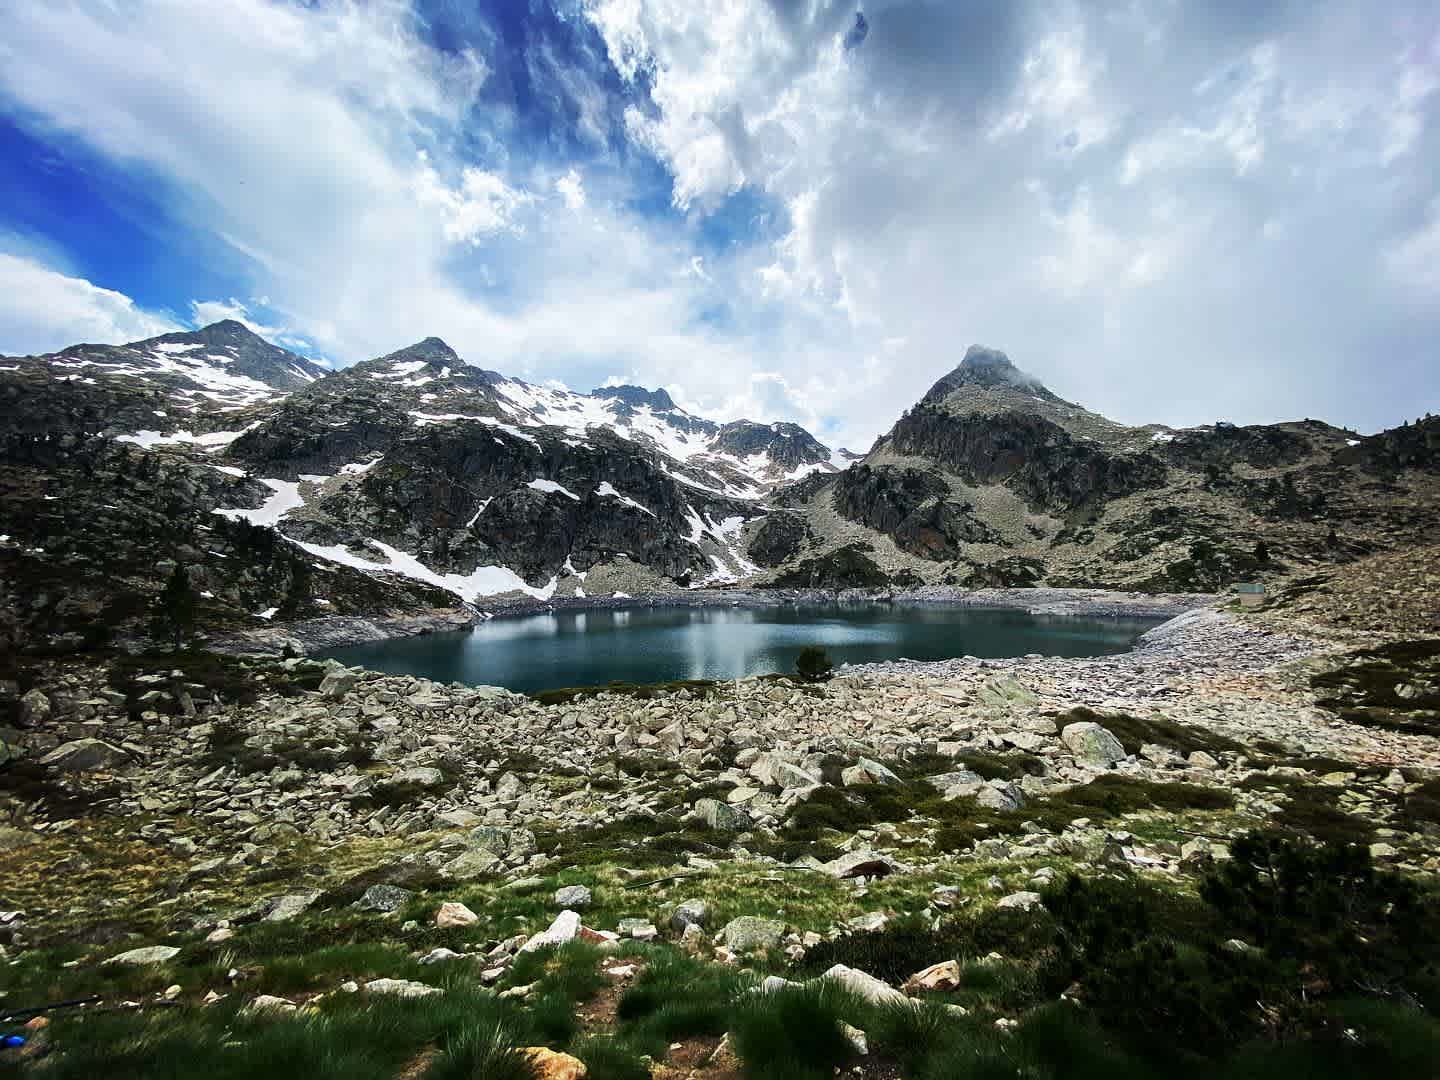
[206, 585, 1218, 658]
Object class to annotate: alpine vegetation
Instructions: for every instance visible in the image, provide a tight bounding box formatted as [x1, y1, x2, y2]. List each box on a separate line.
[2, 1, 1439, 1077]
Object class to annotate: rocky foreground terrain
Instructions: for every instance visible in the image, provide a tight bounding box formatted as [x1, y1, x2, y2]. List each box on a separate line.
[3, 324, 1440, 1076]
[2, 570, 1439, 1076]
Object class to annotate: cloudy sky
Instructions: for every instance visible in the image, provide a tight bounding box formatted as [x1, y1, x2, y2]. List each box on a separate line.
[1, 1, 1436, 449]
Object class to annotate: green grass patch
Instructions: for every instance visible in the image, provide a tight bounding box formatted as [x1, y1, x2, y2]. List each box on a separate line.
[728, 980, 861, 1079]
[537, 813, 730, 870]
[530, 679, 722, 707]
[1310, 639, 1440, 737]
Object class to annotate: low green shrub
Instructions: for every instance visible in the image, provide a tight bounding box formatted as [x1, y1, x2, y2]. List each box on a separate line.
[1061, 706, 1247, 757]
[728, 981, 859, 1079]
[795, 646, 833, 683]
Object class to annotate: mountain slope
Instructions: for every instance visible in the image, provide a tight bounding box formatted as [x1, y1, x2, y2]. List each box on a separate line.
[5, 322, 1436, 650]
[0, 319, 327, 414]
[0, 327, 840, 646]
[211, 336, 844, 596]
[755, 346, 1440, 590]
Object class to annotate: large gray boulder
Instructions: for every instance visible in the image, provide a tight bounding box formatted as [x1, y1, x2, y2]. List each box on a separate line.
[749, 753, 819, 790]
[467, 825, 537, 862]
[693, 798, 751, 832]
[975, 780, 1026, 811]
[722, 916, 785, 952]
[444, 848, 501, 881]
[319, 668, 360, 699]
[106, 945, 180, 966]
[821, 964, 911, 1008]
[554, 885, 593, 909]
[17, 689, 50, 728]
[365, 978, 441, 998]
[997, 891, 1044, 911]
[264, 889, 323, 922]
[354, 884, 414, 913]
[39, 739, 128, 772]
[670, 899, 709, 932]
[822, 850, 906, 879]
[379, 766, 446, 790]
[842, 758, 902, 786]
[924, 769, 985, 795]
[1061, 722, 1126, 766]
[521, 910, 581, 952]
[975, 676, 1039, 715]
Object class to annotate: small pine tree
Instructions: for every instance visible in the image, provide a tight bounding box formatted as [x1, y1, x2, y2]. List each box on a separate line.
[1253, 540, 1269, 564]
[796, 646, 834, 683]
[154, 563, 197, 647]
[277, 558, 312, 620]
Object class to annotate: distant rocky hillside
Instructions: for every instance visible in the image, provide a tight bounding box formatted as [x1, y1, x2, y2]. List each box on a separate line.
[754, 346, 1440, 592]
[3, 323, 1436, 649]
[0, 323, 841, 649]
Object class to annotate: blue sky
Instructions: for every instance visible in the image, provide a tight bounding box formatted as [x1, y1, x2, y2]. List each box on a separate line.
[1, 0, 1437, 449]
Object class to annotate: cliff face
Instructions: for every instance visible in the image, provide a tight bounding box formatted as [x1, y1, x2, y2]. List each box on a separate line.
[885, 407, 1168, 513]
[832, 464, 999, 561]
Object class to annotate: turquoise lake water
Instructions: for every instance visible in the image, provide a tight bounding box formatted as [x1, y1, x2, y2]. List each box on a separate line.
[321, 603, 1161, 693]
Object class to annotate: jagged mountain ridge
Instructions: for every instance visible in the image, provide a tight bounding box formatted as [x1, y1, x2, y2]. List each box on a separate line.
[218, 335, 839, 497]
[0, 324, 843, 645]
[3, 325, 1437, 650]
[755, 346, 1440, 592]
[0, 319, 328, 411]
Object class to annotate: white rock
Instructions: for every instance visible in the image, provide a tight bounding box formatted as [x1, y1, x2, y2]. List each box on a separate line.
[521, 909, 582, 953]
[820, 964, 911, 1008]
[244, 994, 297, 1014]
[996, 891, 1044, 911]
[366, 978, 441, 998]
[106, 945, 181, 966]
[435, 901, 479, 928]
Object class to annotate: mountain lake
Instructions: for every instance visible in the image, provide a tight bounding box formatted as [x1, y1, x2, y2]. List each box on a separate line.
[320, 603, 1165, 693]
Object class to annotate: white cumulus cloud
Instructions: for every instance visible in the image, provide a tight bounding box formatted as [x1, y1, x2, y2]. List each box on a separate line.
[0, 252, 178, 354]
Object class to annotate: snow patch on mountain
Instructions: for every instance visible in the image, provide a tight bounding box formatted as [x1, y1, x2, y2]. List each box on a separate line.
[527, 478, 580, 500]
[595, 481, 655, 517]
[118, 425, 255, 450]
[213, 479, 304, 526]
[289, 536, 557, 602]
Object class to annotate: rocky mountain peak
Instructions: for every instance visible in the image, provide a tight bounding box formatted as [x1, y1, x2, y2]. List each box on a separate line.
[920, 345, 1060, 407]
[192, 318, 263, 341]
[958, 344, 1022, 378]
[713, 419, 831, 469]
[378, 336, 460, 367]
[47, 318, 330, 394]
[146, 318, 294, 358]
[591, 384, 677, 412]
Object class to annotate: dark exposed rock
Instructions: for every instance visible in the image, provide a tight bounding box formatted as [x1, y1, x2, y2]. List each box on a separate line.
[290, 422, 747, 585]
[1336, 415, 1440, 475]
[769, 543, 891, 589]
[833, 465, 999, 560]
[885, 406, 1168, 513]
[920, 345, 1067, 407]
[589, 384, 677, 412]
[962, 555, 1045, 588]
[142, 320, 328, 390]
[1160, 420, 1335, 471]
[747, 512, 811, 567]
[712, 420, 831, 471]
